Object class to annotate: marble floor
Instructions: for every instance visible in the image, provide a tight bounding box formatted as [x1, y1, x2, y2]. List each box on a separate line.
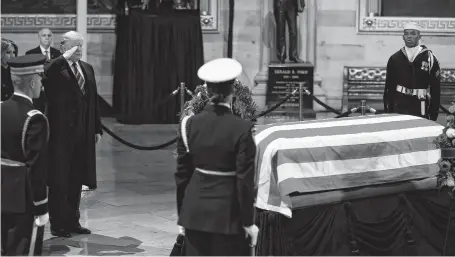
[41, 113, 447, 256]
[42, 119, 180, 256]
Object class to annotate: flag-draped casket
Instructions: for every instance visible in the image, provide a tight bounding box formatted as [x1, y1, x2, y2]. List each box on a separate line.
[254, 114, 444, 218]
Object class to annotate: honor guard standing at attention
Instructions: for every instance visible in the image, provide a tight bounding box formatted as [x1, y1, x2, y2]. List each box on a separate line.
[175, 58, 259, 256]
[383, 22, 441, 121]
[1, 54, 50, 255]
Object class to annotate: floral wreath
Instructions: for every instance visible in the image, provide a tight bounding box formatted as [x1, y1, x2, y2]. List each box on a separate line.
[180, 79, 261, 121]
[435, 102, 455, 188]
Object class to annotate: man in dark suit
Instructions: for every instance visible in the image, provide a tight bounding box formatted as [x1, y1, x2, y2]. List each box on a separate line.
[1, 54, 50, 255]
[26, 28, 60, 59]
[26, 28, 61, 112]
[44, 31, 102, 238]
[274, 0, 305, 63]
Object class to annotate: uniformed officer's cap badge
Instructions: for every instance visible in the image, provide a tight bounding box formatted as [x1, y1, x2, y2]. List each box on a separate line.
[198, 58, 242, 84]
[7, 54, 46, 76]
[403, 22, 421, 32]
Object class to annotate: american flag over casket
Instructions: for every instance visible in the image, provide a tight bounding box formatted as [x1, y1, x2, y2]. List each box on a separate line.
[254, 114, 444, 218]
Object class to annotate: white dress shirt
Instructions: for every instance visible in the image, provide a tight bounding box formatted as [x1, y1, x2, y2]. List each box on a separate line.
[405, 45, 422, 63]
[40, 45, 51, 59]
[13, 92, 33, 104]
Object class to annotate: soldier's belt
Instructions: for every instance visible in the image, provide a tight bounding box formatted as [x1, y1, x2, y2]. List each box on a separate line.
[396, 85, 418, 96]
[396, 85, 428, 100]
[196, 168, 236, 176]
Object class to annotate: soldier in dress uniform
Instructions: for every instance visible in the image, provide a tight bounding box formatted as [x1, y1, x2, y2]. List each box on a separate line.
[383, 22, 441, 121]
[176, 58, 259, 256]
[1, 54, 50, 255]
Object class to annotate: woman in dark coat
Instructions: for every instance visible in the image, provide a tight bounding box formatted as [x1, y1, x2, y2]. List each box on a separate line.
[176, 58, 259, 256]
[1, 39, 17, 101]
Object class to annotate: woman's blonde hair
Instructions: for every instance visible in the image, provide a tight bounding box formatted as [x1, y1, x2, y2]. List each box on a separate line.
[1, 39, 12, 59]
[1, 38, 18, 59]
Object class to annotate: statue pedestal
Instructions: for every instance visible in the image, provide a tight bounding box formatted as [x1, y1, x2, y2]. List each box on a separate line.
[264, 62, 316, 120]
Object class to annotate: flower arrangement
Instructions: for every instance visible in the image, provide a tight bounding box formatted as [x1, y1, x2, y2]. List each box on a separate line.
[180, 79, 261, 120]
[435, 102, 455, 188]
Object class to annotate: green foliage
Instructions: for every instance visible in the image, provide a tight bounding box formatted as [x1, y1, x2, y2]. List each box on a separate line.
[181, 79, 261, 120]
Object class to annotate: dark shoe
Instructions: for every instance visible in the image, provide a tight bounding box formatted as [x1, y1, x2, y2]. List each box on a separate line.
[289, 56, 304, 63]
[51, 228, 72, 238]
[71, 226, 91, 234]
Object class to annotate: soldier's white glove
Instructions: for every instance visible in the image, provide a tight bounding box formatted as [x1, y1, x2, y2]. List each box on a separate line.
[63, 46, 78, 60]
[178, 225, 185, 235]
[417, 89, 427, 100]
[244, 224, 259, 246]
[35, 213, 49, 227]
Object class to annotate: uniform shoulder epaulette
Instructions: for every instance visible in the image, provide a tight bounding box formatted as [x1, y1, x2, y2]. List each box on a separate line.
[27, 109, 43, 117]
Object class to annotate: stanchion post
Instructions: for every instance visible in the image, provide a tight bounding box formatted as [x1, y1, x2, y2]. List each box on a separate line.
[360, 100, 366, 116]
[299, 83, 304, 121]
[180, 82, 185, 116]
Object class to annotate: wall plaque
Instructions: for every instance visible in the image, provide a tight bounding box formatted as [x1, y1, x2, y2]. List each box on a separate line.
[267, 62, 315, 118]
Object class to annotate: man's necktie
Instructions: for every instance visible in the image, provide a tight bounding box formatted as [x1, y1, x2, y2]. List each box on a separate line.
[72, 62, 85, 94]
[44, 50, 49, 59]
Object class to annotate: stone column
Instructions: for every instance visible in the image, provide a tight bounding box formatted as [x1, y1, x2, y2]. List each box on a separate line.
[367, 0, 381, 16]
[301, 0, 316, 65]
[252, 0, 273, 112]
[298, 0, 326, 111]
[77, 0, 88, 62]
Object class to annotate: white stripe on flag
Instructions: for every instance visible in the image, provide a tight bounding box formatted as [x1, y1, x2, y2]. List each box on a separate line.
[262, 125, 442, 153]
[256, 125, 442, 218]
[255, 198, 292, 218]
[277, 149, 441, 182]
[255, 115, 422, 145]
[259, 125, 441, 186]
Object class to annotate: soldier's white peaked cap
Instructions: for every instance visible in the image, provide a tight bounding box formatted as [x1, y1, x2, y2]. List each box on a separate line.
[198, 58, 242, 83]
[403, 22, 421, 31]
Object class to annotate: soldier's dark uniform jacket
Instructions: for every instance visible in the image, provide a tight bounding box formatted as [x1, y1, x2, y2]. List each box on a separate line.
[1, 54, 49, 256]
[1, 94, 49, 215]
[384, 45, 441, 121]
[175, 102, 257, 255]
[176, 103, 256, 234]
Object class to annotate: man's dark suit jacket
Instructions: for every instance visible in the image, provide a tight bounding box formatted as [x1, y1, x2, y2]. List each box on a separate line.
[26, 46, 61, 112]
[25, 46, 61, 59]
[44, 56, 102, 190]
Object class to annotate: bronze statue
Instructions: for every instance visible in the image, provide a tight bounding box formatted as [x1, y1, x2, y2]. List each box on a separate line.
[274, 0, 305, 63]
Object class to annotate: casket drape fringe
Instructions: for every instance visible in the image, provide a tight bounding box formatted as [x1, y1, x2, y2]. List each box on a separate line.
[256, 210, 289, 256]
[257, 190, 455, 256]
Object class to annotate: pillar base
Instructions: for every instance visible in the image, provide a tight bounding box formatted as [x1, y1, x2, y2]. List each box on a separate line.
[312, 73, 327, 112]
[253, 69, 268, 111]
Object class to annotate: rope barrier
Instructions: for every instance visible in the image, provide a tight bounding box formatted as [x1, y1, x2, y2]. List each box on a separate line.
[100, 83, 396, 151]
[101, 124, 177, 150]
[256, 89, 299, 118]
[311, 95, 342, 115]
[440, 105, 451, 115]
[99, 85, 182, 151]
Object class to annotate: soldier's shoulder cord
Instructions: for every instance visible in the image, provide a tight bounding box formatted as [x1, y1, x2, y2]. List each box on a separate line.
[21, 109, 50, 156]
[180, 115, 192, 153]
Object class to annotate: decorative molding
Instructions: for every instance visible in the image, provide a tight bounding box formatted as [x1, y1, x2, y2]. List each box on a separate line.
[356, 0, 455, 35]
[1, 0, 219, 33]
[1, 14, 115, 33]
[200, 0, 219, 33]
